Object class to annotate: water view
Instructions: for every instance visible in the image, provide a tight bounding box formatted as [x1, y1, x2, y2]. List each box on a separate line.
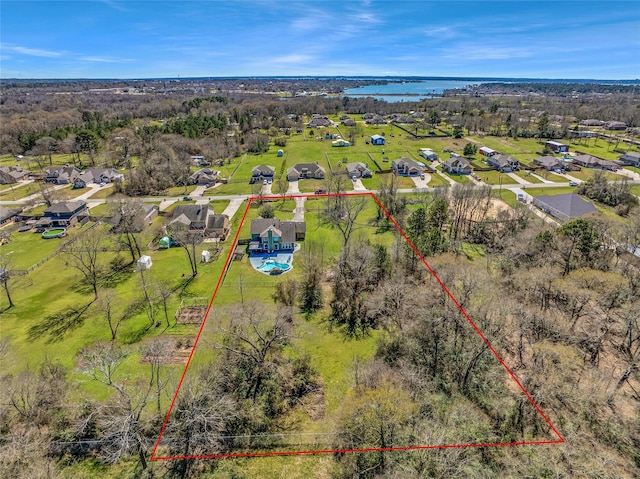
[343, 79, 478, 102]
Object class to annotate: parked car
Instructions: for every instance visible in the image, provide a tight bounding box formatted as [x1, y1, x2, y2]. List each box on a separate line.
[420, 174, 425, 180]
[314, 189, 326, 194]
[263, 179, 268, 185]
[267, 179, 272, 184]
[183, 196, 193, 201]
[569, 181, 578, 187]
[351, 176, 357, 182]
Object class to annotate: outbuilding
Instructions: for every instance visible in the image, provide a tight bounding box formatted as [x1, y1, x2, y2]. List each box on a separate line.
[136, 255, 153, 271]
[370, 134, 386, 145]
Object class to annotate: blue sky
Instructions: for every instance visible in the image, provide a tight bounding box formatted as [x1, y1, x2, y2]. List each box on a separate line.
[1, 0, 638, 79]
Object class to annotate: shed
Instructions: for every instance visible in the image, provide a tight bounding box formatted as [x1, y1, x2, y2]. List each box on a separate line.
[158, 236, 173, 249]
[201, 250, 211, 263]
[277, 149, 284, 157]
[136, 255, 153, 271]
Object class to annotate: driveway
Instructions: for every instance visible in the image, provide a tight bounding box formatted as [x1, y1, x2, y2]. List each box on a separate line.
[221, 198, 245, 219]
[411, 174, 431, 189]
[293, 197, 306, 222]
[286, 180, 300, 195]
[353, 178, 368, 191]
[262, 182, 273, 195]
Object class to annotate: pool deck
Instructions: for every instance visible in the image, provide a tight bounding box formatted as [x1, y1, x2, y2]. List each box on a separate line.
[249, 251, 295, 275]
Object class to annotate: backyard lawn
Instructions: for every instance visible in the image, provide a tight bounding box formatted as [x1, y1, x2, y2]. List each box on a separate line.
[0, 182, 40, 200]
[526, 186, 576, 197]
[476, 170, 519, 185]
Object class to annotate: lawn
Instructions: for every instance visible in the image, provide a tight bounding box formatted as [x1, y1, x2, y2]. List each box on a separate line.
[476, 170, 519, 185]
[631, 184, 640, 197]
[514, 170, 543, 184]
[205, 181, 253, 196]
[163, 185, 197, 197]
[566, 139, 624, 161]
[492, 189, 519, 208]
[567, 169, 624, 182]
[86, 185, 119, 199]
[526, 186, 576, 197]
[0, 182, 41, 200]
[531, 170, 569, 183]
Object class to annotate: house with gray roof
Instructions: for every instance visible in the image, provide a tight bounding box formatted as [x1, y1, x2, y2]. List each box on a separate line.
[573, 154, 620, 171]
[0, 166, 31, 184]
[44, 166, 81, 184]
[73, 168, 124, 188]
[287, 163, 326, 181]
[443, 157, 472, 175]
[533, 156, 565, 171]
[533, 194, 597, 222]
[188, 168, 219, 186]
[170, 204, 230, 239]
[487, 154, 519, 172]
[35, 200, 88, 229]
[251, 165, 276, 184]
[345, 162, 372, 178]
[249, 218, 306, 253]
[618, 151, 640, 168]
[0, 206, 20, 225]
[392, 158, 424, 176]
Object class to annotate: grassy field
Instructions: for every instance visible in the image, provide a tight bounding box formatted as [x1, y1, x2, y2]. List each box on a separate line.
[630, 184, 640, 196]
[514, 170, 543, 184]
[526, 186, 576, 197]
[0, 182, 41, 200]
[568, 169, 625, 182]
[531, 169, 569, 182]
[492, 189, 519, 208]
[476, 170, 519, 185]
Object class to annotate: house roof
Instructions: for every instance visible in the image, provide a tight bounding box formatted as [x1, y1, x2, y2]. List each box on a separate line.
[0, 166, 30, 180]
[288, 163, 325, 176]
[345, 162, 370, 175]
[371, 134, 384, 140]
[392, 157, 423, 170]
[171, 205, 213, 224]
[534, 155, 562, 168]
[489, 154, 519, 167]
[0, 206, 19, 222]
[546, 141, 567, 147]
[573, 154, 619, 168]
[252, 165, 276, 176]
[444, 157, 471, 169]
[44, 200, 87, 215]
[535, 194, 597, 219]
[250, 218, 305, 244]
[207, 214, 229, 230]
[620, 152, 640, 161]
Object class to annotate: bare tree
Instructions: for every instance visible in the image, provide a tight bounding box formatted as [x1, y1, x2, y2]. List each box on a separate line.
[109, 198, 147, 264]
[0, 253, 15, 309]
[322, 194, 368, 247]
[62, 228, 104, 301]
[169, 223, 204, 277]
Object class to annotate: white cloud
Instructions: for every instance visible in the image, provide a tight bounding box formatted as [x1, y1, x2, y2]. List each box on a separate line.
[80, 56, 133, 63]
[2, 45, 63, 58]
[271, 54, 315, 64]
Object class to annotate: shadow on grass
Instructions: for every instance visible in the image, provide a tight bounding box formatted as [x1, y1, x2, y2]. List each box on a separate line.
[27, 301, 95, 343]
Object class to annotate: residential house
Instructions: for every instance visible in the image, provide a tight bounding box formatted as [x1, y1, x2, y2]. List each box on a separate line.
[479, 147, 497, 157]
[573, 154, 620, 171]
[286, 163, 326, 181]
[362, 113, 375, 120]
[487, 154, 519, 172]
[443, 157, 472, 175]
[366, 115, 386, 125]
[618, 151, 640, 167]
[545, 141, 569, 153]
[370, 134, 386, 145]
[0, 206, 20, 225]
[44, 166, 81, 184]
[188, 168, 219, 186]
[308, 115, 331, 128]
[251, 165, 276, 184]
[345, 162, 372, 178]
[190, 155, 210, 166]
[418, 148, 438, 161]
[533, 155, 565, 171]
[0, 166, 31, 184]
[392, 158, 424, 176]
[605, 121, 627, 130]
[170, 205, 231, 239]
[341, 118, 356, 127]
[533, 194, 597, 222]
[35, 200, 88, 230]
[249, 218, 306, 254]
[73, 168, 124, 188]
[580, 119, 605, 127]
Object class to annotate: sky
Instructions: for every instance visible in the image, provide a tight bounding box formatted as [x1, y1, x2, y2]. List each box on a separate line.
[1, 0, 639, 79]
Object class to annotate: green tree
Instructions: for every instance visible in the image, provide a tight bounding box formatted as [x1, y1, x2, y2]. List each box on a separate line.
[463, 142, 478, 157]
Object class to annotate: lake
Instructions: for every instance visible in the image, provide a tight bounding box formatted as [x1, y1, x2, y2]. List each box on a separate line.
[343, 79, 477, 102]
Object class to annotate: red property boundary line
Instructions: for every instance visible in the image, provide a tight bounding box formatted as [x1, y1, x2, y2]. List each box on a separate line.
[151, 191, 564, 461]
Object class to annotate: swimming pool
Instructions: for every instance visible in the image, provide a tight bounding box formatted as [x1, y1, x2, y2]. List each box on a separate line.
[257, 259, 291, 274]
